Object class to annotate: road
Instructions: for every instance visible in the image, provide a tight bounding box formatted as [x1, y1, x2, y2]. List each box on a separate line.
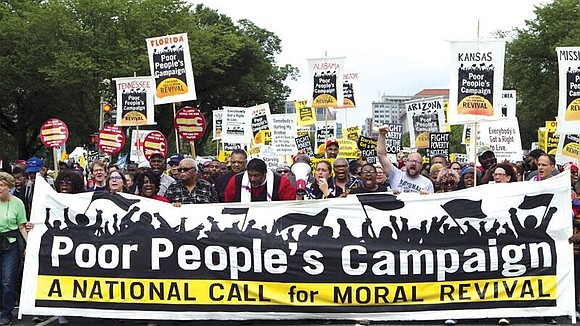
[9, 314, 579, 326]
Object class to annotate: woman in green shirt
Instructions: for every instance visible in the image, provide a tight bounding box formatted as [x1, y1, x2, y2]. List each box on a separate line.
[0, 172, 30, 326]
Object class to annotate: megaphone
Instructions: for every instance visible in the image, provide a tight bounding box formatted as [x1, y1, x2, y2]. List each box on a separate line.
[291, 162, 311, 195]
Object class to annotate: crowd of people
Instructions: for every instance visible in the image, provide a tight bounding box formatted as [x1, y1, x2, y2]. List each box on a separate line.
[0, 129, 578, 326]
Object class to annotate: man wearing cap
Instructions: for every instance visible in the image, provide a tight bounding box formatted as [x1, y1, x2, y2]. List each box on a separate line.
[325, 138, 340, 159]
[24, 157, 54, 217]
[168, 154, 184, 179]
[215, 149, 247, 202]
[149, 152, 174, 197]
[377, 127, 433, 194]
[224, 158, 295, 202]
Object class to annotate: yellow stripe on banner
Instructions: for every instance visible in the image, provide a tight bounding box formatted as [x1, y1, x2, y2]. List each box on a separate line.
[36, 275, 556, 306]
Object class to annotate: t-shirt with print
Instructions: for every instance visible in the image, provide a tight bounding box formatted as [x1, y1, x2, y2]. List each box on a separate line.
[387, 167, 434, 193]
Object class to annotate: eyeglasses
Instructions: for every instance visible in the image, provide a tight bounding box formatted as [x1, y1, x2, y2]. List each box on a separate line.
[177, 167, 195, 172]
[277, 170, 290, 173]
[361, 170, 377, 175]
[333, 164, 348, 169]
[492, 173, 506, 177]
[109, 176, 123, 180]
[59, 180, 72, 185]
[441, 180, 457, 186]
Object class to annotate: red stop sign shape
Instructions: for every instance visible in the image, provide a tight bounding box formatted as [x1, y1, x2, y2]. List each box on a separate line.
[174, 106, 206, 141]
[40, 118, 69, 148]
[98, 125, 126, 154]
[142, 131, 168, 161]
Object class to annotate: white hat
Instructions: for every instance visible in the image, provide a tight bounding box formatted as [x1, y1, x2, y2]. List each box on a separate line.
[138, 161, 151, 169]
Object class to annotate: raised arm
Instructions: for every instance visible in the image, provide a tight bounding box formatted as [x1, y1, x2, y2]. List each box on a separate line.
[377, 126, 395, 177]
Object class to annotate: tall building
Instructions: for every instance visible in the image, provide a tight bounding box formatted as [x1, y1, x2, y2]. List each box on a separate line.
[370, 95, 412, 130]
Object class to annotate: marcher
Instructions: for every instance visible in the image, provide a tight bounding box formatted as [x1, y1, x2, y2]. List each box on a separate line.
[165, 158, 218, 206]
[87, 160, 107, 192]
[0, 172, 32, 326]
[377, 126, 433, 194]
[350, 164, 388, 194]
[224, 158, 295, 202]
[303, 161, 343, 199]
[214, 149, 247, 202]
[136, 169, 169, 203]
[148, 152, 174, 196]
[325, 138, 340, 159]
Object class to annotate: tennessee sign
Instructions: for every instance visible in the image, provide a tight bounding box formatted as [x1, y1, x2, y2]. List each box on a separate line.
[20, 173, 574, 322]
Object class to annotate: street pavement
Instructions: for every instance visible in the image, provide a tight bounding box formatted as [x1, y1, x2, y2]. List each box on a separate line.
[9, 314, 580, 326]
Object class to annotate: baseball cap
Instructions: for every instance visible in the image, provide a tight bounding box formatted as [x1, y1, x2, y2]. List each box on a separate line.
[326, 138, 339, 148]
[25, 157, 44, 173]
[168, 153, 185, 166]
[563, 162, 579, 172]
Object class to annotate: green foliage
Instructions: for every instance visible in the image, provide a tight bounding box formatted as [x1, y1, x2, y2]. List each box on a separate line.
[502, 0, 580, 149]
[0, 0, 297, 160]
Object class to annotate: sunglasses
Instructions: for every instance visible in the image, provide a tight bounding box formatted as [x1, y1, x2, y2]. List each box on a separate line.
[177, 167, 195, 172]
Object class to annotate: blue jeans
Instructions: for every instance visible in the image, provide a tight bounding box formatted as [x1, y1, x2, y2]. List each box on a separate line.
[0, 242, 20, 321]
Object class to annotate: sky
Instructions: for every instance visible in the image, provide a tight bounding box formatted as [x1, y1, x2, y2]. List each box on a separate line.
[191, 0, 549, 127]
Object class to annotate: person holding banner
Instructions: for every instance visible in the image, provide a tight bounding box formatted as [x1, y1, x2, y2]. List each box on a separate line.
[0, 172, 32, 326]
[224, 158, 295, 202]
[215, 149, 247, 202]
[377, 126, 434, 194]
[87, 161, 107, 192]
[165, 158, 218, 206]
[304, 161, 343, 200]
[349, 164, 388, 194]
[148, 153, 174, 197]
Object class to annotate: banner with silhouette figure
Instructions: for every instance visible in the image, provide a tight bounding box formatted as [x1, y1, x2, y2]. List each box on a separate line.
[20, 172, 574, 322]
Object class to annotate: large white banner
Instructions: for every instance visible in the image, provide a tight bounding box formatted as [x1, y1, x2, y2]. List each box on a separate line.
[448, 39, 506, 125]
[405, 96, 446, 149]
[21, 173, 574, 321]
[308, 57, 345, 108]
[556, 47, 580, 134]
[113, 76, 156, 126]
[146, 33, 196, 105]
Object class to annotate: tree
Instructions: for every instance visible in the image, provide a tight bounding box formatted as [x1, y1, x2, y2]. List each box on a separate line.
[502, 0, 580, 149]
[0, 0, 297, 160]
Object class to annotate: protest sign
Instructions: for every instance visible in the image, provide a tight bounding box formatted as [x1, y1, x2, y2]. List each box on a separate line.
[448, 39, 506, 124]
[114, 76, 156, 126]
[212, 110, 223, 140]
[428, 132, 450, 161]
[222, 106, 251, 144]
[478, 117, 523, 163]
[271, 114, 298, 156]
[308, 57, 345, 108]
[315, 121, 337, 153]
[295, 135, 315, 157]
[555, 47, 580, 134]
[22, 174, 575, 321]
[405, 97, 445, 149]
[146, 33, 196, 104]
[340, 72, 360, 108]
[295, 100, 316, 126]
[556, 134, 580, 166]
